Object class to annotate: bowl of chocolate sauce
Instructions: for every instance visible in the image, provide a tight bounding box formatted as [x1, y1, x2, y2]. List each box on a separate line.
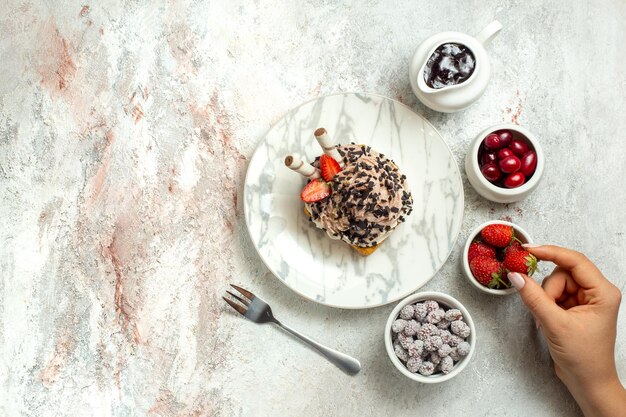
[409, 21, 502, 113]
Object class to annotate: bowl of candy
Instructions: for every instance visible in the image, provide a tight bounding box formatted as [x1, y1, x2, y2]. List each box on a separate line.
[465, 123, 544, 203]
[384, 292, 476, 383]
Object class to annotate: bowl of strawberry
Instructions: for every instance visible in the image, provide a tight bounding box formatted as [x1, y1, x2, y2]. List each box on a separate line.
[465, 124, 544, 203]
[462, 221, 539, 295]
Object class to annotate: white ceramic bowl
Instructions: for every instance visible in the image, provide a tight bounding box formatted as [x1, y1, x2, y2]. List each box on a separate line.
[465, 123, 544, 203]
[462, 220, 534, 296]
[384, 292, 476, 383]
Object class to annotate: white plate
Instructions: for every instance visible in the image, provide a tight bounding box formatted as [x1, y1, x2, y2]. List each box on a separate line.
[244, 93, 464, 309]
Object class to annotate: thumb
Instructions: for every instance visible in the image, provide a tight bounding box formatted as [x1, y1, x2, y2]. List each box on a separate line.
[508, 272, 565, 329]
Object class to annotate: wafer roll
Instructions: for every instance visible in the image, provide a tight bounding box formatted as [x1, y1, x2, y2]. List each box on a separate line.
[284, 155, 321, 179]
[314, 128, 344, 166]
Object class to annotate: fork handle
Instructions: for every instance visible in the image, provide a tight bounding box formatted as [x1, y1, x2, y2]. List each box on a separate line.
[274, 321, 362, 375]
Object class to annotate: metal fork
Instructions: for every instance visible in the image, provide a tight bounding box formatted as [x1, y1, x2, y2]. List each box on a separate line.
[223, 285, 361, 375]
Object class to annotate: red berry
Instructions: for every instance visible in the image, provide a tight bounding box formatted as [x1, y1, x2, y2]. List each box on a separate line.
[504, 240, 523, 257]
[497, 130, 513, 147]
[497, 148, 513, 160]
[480, 151, 498, 166]
[509, 139, 530, 156]
[469, 256, 507, 288]
[520, 151, 537, 177]
[504, 250, 538, 276]
[504, 172, 526, 188]
[484, 133, 504, 150]
[300, 179, 331, 203]
[481, 163, 501, 182]
[499, 155, 521, 174]
[468, 242, 497, 262]
[319, 154, 342, 181]
[481, 224, 514, 247]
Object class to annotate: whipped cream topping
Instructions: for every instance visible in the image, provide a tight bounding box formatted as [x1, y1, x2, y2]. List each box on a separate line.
[306, 144, 413, 248]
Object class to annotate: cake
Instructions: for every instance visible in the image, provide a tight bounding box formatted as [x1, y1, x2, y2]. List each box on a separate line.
[285, 128, 413, 256]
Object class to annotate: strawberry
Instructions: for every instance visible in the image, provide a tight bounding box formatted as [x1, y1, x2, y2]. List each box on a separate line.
[504, 240, 523, 257]
[300, 179, 331, 203]
[504, 249, 538, 276]
[480, 224, 514, 248]
[469, 256, 509, 289]
[468, 241, 496, 262]
[319, 154, 341, 181]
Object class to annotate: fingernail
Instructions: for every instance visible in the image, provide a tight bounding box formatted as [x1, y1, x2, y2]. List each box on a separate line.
[535, 319, 540, 329]
[508, 272, 525, 290]
[521, 243, 541, 248]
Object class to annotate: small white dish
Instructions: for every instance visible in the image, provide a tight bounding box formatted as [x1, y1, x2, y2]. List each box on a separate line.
[409, 21, 502, 113]
[384, 292, 476, 383]
[465, 123, 545, 203]
[244, 93, 465, 309]
[462, 220, 534, 296]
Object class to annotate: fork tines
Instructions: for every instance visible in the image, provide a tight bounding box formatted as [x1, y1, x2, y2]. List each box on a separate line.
[223, 284, 255, 316]
[230, 284, 255, 300]
[223, 296, 246, 315]
[226, 290, 249, 306]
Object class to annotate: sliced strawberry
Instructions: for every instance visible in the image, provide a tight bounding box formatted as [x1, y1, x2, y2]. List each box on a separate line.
[301, 179, 331, 203]
[319, 154, 341, 181]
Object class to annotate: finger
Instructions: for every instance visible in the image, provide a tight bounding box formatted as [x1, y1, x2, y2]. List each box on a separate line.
[560, 297, 579, 310]
[530, 312, 541, 329]
[522, 244, 604, 289]
[542, 268, 582, 303]
[565, 276, 580, 295]
[523, 244, 589, 269]
[542, 268, 569, 301]
[509, 272, 566, 329]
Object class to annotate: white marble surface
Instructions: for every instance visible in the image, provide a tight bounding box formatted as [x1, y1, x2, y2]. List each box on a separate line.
[1, 0, 625, 416]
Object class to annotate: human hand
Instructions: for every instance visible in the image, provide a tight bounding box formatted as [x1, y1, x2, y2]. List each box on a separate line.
[507, 244, 625, 417]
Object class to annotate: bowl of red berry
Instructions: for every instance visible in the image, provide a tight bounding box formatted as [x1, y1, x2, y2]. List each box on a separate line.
[465, 124, 544, 203]
[462, 221, 538, 295]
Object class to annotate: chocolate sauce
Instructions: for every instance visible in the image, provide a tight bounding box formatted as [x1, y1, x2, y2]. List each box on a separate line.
[423, 43, 476, 89]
